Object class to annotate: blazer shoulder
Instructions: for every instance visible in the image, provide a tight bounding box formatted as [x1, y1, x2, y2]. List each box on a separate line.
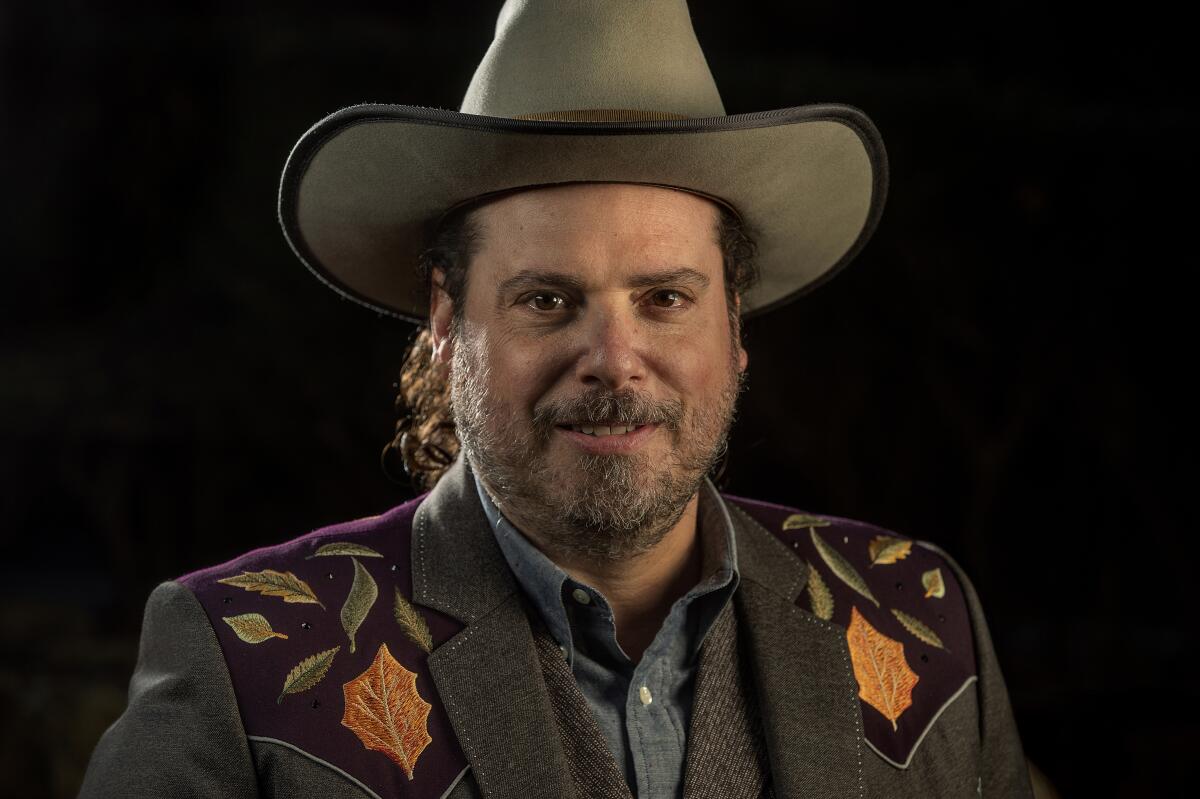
[723, 493, 981, 769]
[170, 492, 470, 798]
[177, 494, 427, 589]
[723, 494, 972, 632]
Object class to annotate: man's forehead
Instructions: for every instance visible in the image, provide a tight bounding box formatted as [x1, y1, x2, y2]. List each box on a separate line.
[468, 183, 724, 276]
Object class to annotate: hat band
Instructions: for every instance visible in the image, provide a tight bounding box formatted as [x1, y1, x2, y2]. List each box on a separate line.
[514, 108, 690, 122]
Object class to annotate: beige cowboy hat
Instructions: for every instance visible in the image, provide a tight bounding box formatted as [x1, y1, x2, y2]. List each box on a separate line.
[278, 0, 888, 322]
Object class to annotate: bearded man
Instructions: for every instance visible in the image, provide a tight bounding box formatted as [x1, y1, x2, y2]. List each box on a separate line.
[81, 2, 1035, 798]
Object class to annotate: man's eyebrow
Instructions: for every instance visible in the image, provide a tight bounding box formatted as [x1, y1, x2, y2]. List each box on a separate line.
[626, 267, 711, 291]
[496, 270, 588, 297]
[496, 267, 711, 298]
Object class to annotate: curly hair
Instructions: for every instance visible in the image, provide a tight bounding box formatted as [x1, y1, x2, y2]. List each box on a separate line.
[381, 196, 759, 491]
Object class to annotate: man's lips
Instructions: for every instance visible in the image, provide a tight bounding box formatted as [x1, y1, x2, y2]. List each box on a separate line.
[558, 422, 647, 437]
[554, 422, 658, 454]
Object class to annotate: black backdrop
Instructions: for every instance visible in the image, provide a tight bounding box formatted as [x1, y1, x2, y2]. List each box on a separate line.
[2, 1, 1193, 796]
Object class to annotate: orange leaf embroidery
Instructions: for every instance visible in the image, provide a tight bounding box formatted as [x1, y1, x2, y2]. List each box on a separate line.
[846, 606, 919, 731]
[341, 643, 432, 779]
[867, 535, 912, 567]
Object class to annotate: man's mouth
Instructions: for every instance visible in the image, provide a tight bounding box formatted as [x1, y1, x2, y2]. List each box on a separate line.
[558, 423, 648, 437]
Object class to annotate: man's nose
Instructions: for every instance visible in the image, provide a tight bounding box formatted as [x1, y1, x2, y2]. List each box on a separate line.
[573, 307, 646, 391]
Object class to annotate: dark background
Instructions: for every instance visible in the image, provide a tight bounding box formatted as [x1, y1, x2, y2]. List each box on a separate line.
[1, 1, 1193, 796]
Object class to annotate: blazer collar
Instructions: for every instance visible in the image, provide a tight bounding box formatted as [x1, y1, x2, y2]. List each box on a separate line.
[412, 453, 517, 624]
[725, 500, 868, 796]
[413, 454, 575, 798]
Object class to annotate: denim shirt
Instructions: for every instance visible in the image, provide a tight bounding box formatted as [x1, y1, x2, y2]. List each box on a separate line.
[472, 474, 740, 799]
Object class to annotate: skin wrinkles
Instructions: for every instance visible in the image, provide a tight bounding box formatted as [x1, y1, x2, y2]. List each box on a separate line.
[429, 182, 748, 661]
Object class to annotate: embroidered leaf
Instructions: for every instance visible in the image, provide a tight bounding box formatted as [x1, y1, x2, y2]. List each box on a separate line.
[922, 567, 946, 599]
[278, 646, 340, 704]
[393, 587, 433, 653]
[811, 528, 879, 607]
[222, 613, 288, 643]
[867, 535, 913, 567]
[891, 608, 945, 650]
[804, 561, 834, 621]
[307, 542, 384, 559]
[217, 570, 325, 609]
[341, 557, 378, 653]
[342, 643, 433, 779]
[782, 513, 831, 530]
[847, 606, 919, 731]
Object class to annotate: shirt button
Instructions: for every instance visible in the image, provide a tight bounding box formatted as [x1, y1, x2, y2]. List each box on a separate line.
[571, 588, 592, 605]
[639, 685, 653, 706]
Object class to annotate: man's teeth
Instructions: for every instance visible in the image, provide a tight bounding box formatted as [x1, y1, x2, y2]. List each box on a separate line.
[568, 424, 643, 436]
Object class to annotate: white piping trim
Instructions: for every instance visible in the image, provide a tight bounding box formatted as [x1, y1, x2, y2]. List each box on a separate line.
[863, 675, 979, 770]
[247, 735, 382, 799]
[439, 765, 471, 799]
[248, 736, 471, 798]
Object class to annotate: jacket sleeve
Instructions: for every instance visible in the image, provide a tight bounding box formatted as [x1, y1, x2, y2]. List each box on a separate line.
[929, 544, 1035, 798]
[79, 581, 259, 798]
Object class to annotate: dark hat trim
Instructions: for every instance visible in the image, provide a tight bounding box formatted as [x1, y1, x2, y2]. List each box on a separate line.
[277, 103, 888, 323]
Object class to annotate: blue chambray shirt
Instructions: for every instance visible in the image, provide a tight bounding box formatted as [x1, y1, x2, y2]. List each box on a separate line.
[473, 473, 740, 799]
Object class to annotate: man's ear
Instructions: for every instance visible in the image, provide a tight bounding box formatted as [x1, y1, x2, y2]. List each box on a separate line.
[429, 268, 455, 365]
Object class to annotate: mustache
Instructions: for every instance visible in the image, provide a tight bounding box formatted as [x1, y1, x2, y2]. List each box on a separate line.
[531, 389, 684, 433]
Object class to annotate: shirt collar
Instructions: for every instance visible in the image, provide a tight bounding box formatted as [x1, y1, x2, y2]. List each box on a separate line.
[472, 471, 740, 665]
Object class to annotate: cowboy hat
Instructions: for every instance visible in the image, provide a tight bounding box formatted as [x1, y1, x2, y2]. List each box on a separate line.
[277, 0, 888, 322]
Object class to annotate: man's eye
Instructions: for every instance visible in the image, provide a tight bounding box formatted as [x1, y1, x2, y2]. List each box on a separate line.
[649, 289, 686, 308]
[527, 292, 566, 311]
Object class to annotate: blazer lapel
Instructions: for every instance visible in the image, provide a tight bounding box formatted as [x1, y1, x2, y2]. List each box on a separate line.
[683, 597, 771, 799]
[727, 502, 866, 797]
[412, 456, 576, 799]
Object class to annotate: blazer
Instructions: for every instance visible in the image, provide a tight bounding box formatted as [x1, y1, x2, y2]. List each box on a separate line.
[79, 456, 1034, 798]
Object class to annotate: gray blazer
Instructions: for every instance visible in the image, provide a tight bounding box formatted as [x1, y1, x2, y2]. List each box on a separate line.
[80, 457, 1034, 798]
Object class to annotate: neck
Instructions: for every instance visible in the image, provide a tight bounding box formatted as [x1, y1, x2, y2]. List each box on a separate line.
[507, 493, 705, 664]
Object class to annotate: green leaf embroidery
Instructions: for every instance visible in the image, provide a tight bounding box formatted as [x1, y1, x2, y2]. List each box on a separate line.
[307, 542, 384, 559]
[811, 528, 879, 607]
[782, 513, 831, 530]
[222, 613, 288, 644]
[393, 587, 434, 653]
[804, 562, 834, 621]
[341, 557, 378, 654]
[921, 568, 946, 598]
[278, 646, 340, 704]
[217, 569, 325, 609]
[891, 608, 945, 649]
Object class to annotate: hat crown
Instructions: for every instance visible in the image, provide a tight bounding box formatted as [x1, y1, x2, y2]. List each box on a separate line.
[461, 0, 725, 119]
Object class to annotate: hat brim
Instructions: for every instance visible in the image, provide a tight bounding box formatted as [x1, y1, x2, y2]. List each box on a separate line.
[278, 104, 887, 322]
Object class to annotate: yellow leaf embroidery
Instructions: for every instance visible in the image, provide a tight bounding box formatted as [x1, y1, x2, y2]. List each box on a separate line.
[811, 528, 879, 607]
[394, 587, 433, 653]
[307, 542, 384, 559]
[867, 535, 912, 567]
[782, 513, 831, 530]
[846, 606, 919, 731]
[804, 561, 834, 621]
[222, 613, 288, 643]
[342, 643, 432, 779]
[891, 608, 945, 650]
[217, 570, 325, 609]
[341, 557, 378, 654]
[278, 646, 340, 704]
[922, 568, 946, 598]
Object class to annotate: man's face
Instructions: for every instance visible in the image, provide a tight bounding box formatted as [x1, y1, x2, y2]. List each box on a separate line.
[434, 183, 748, 562]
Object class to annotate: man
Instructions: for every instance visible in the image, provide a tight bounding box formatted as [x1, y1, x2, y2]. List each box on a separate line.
[81, 1, 1035, 797]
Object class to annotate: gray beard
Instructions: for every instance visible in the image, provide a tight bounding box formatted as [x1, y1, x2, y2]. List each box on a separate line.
[449, 330, 744, 563]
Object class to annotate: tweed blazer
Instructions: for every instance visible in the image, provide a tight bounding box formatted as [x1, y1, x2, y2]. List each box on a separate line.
[80, 457, 1034, 798]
